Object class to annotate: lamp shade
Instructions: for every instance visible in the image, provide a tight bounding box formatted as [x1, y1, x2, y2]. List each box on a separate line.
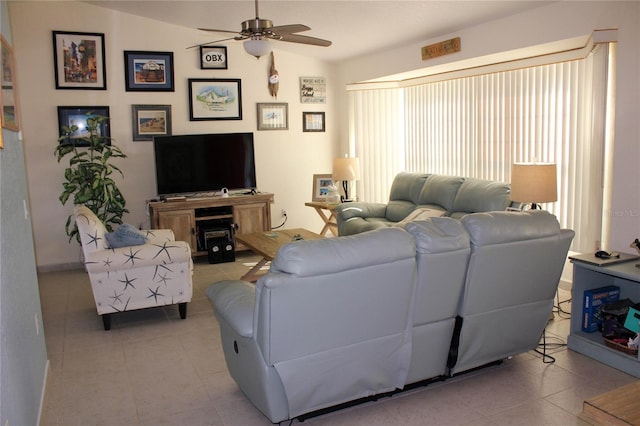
[333, 157, 360, 181]
[243, 39, 271, 59]
[510, 163, 558, 204]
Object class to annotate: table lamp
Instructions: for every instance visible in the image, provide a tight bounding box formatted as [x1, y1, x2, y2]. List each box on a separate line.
[333, 156, 360, 202]
[510, 163, 557, 209]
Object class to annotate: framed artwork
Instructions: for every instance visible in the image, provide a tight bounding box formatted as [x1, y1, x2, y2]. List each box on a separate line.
[131, 104, 172, 141]
[300, 76, 326, 104]
[1, 35, 19, 132]
[124, 51, 174, 92]
[257, 102, 288, 130]
[52, 31, 106, 90]
[200, 46, 228, 69]
[302, 112, 325, 132]
[312, 174, 335, 202]
[57, 106, 110, 146]
[188, 78, 242, 121]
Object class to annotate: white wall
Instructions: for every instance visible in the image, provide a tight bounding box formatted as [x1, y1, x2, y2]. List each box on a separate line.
[9, 1, 339, 269]
[336, 1, 640, 253]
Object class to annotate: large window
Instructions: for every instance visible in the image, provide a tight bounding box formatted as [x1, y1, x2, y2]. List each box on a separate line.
[348, 39, 615, 253]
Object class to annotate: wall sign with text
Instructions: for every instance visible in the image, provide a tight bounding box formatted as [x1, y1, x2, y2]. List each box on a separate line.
[200, 46, 228, 70]
[300, 76, 326, 104]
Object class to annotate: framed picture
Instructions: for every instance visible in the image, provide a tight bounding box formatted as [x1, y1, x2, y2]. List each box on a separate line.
[257, 103, 288, 130]
[57, 106, 110, 146]
[131, 104, 171, 141]
[303, 112, 325, 132]
[1, 35, 19, 132]
[52, 31, 106, 90]
[188, 78, 242, 121]
[124, 51, 174, 92]
[200, 46, 228, 69]
[300, 76, 326, 104]
[312, 174, 335, 202]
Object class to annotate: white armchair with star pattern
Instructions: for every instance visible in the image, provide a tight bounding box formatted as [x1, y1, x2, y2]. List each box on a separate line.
[74, 205, 193, 330]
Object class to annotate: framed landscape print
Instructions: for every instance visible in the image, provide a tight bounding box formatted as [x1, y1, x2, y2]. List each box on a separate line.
[200, 46, 228, 69]
[52, 31, 106, 90]
[312, 174, 335, 202]
[131, 104, 171, 141]
[188, 78, 242, 121]
[1, 35, 19, 131]
[124, 51, 174, 92]
[57, 106, 110, 146]
[302, 112, 325, 132]
[257, 102, 288, 130]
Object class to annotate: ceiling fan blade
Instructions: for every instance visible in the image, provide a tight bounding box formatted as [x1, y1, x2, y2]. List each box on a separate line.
[269, 24, 310, 35]
[198, 28, 241, 35]
[277, 33, 332, 47]
[186, 36, 242, 50]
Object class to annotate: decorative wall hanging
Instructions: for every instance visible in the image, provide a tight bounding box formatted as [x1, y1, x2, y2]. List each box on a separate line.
[300, 76, 326, 104]
[268, 52, 279, 98]
[1, 35, 19, 132]
[257, 103, 288, 130]
[302, 112, 325, 132]
[131, 105, 172, 141]
[188, 78, 242, 121]
[200, 46, 228, 69]
[124, 51, 174, 92]
[52, 31, 106, 90]
[57, 106, 110, 146]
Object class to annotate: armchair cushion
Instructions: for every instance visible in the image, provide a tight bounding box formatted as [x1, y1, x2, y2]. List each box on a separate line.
[105, 223, 148, 248]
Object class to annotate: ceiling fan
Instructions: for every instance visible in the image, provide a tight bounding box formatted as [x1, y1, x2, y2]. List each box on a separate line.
[190, 0, 332, 58]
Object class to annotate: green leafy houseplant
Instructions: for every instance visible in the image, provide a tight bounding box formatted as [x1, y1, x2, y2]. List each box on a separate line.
[54, 114, 128, 243]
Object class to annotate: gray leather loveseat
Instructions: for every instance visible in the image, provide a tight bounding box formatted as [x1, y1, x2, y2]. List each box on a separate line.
[336, 172, 513, 236]
[206, 210, 574, 423]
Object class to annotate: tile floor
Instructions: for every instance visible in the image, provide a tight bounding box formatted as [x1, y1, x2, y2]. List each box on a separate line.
[39, 253, 636, 426]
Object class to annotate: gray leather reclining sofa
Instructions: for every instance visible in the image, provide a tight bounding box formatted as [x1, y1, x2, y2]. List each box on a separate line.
[336, 172, 514, 236]
[207, 210, 574, 423]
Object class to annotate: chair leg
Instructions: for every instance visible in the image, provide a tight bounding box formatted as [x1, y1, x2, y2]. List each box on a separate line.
[178, 302, 187, 319]
[102, 314, 112, 331]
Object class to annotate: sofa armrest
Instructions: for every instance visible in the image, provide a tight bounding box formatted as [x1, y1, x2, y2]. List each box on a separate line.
[83, 240, 192, 273]
[206, 280, 255, 338]
[335, 202, 387, 221]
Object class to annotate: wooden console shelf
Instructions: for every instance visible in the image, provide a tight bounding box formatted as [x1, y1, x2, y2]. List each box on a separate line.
[148, 193, 274, 256]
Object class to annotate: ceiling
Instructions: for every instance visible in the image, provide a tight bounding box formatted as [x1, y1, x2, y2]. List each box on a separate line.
[86, 0, 552, 62]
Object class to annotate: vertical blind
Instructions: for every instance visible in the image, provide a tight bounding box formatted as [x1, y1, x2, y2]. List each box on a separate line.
[349, 44, 612, 253]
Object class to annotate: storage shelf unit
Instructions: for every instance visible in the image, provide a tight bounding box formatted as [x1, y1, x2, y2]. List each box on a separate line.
[149, 193, 274, 256]
[568, 259, 640, 378]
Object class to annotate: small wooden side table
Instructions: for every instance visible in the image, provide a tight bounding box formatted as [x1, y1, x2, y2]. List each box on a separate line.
[305, 201, 339, 236]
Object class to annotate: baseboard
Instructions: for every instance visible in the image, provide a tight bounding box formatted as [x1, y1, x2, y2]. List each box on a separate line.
[37, 262, 83, 273]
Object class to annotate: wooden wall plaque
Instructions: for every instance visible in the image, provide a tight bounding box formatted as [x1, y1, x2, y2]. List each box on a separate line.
[421, 37, 461, 60]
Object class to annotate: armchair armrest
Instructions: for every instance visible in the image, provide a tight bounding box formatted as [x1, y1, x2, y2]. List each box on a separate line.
[335, 202, 387, 221]
[206, 280, 255, 338]
[83, 240, 192, 273]
[141, 229, 175, 244]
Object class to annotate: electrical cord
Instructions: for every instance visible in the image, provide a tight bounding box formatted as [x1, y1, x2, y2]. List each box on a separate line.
[272, 212, 288, 229]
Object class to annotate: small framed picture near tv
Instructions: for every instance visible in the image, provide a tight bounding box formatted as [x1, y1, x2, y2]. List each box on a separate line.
[302, 112, 325, 132]
[312, 174, 334, 202]
[131, 104, 172, 141]
[257, 102, 288, 130]
[1, 35, 20, 132]
[57, 106, 110, 147]
[124, 51, 174, 92]
[188, 78, 242, 121]
[52, 31, 106, 90]
[200, 46, 228, 69]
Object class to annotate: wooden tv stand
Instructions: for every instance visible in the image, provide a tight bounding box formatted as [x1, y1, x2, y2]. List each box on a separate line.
[148, 193, 274, 256]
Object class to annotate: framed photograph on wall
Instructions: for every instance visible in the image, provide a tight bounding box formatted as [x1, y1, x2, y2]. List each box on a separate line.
[131, 104, 171, 141]
[302, 112, 325, 132]
[312, 174, 335, 202]
[57, 106, 110, 146]
[188, 78, 242, 120]
[1, 35, 19, 132]
[200, 46, 228, 69]
[124, 51, 174, 92]
[52, 31, 106, 90]
[257, 102, 288, 130]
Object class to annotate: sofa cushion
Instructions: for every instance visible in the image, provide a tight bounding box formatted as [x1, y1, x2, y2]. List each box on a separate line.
[461, 210, 561, 246]
[451, 178, 511, 215]
[388, 173, 429, 204]
[394, 207, 446, 227]
[417, 174, 464, 211]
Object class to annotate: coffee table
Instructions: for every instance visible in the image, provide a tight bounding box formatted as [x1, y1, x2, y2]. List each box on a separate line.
[235, 228, 323, 282]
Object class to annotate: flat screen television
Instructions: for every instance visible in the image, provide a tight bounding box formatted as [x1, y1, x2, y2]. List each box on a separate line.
[153, 132, 256, 197]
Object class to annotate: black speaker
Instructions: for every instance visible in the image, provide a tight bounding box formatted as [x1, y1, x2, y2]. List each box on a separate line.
[222, 240, 235, 262]
[207, 239, 224, 264]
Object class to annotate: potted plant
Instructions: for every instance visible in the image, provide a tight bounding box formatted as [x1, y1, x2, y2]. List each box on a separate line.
[54, 113, 128, 243]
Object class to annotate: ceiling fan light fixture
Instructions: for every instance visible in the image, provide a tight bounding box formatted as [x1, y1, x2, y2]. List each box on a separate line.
[244, 38, 271, 59]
